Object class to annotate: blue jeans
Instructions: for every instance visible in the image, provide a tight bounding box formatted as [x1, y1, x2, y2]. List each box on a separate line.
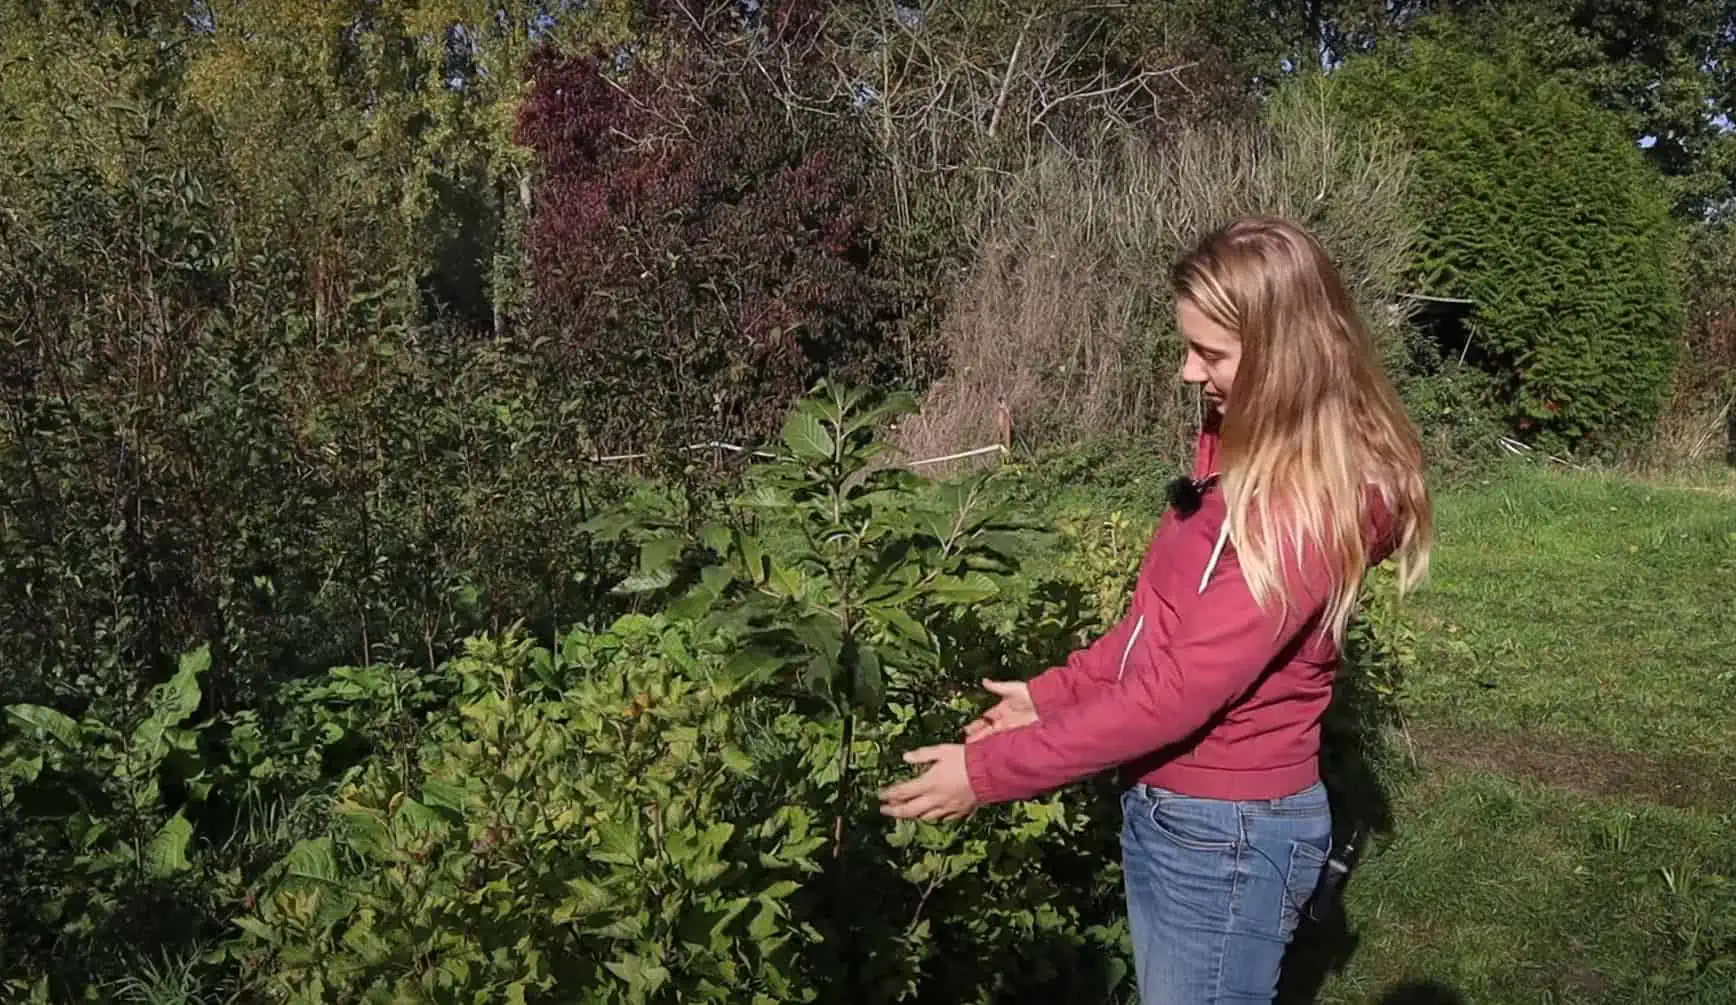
[1121, 782, 1331, 1004]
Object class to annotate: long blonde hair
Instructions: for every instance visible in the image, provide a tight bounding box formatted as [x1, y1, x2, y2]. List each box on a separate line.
[1172, 217, 1432, 642]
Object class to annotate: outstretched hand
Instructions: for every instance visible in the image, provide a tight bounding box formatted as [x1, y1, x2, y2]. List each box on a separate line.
[961, 678, 1037, 743]
[878, 745, 978, 822]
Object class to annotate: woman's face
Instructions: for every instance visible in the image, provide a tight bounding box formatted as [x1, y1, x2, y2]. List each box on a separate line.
[1177, 297, 1241, 411]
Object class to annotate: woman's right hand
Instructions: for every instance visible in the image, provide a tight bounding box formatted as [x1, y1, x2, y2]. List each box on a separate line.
[962, 679, 1038, 743]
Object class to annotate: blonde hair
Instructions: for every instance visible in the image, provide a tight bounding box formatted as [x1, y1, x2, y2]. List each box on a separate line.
[1172, 217, 1432, 642]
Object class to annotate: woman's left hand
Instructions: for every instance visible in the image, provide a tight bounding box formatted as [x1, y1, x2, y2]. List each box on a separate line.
[878, 744, 979, 822]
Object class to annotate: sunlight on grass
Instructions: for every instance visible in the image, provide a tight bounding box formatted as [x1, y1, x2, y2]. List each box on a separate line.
[1408, 464, 1736, 755]
[1318, 767, 1736, 1004]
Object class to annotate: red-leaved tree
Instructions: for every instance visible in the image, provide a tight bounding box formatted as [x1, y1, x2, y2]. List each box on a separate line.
[515, 0, 893, 455]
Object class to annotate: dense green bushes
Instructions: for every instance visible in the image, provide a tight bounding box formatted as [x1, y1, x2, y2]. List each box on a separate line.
[0, 5, 623, 718]
[1326, 23, 1685, 452]
[2, 387, 1416, 1001]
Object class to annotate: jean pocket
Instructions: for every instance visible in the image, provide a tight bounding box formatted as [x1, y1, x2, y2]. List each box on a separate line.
[1279, 838, 1329, 937]
[1147, 795, 1240, 853]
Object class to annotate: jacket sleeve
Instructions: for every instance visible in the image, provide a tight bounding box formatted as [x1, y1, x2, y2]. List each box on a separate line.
[1021, 611, 1141, 716]
[964, 533, 1335, 805]
[1019, 528, 1168, 715]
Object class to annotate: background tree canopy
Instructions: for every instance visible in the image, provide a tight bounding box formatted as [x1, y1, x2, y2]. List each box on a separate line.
[1326, 20, 1685, 449]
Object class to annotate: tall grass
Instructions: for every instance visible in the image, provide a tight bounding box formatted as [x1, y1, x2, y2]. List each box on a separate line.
[892, 78, 1417, 465]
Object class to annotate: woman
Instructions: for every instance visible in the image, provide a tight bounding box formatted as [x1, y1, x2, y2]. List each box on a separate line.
[879, 217, 1432, 1004]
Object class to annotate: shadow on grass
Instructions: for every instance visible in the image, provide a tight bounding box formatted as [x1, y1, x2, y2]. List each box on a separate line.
[1278, 631, 1406, 1005]
[1372, 980, 1468, 1004]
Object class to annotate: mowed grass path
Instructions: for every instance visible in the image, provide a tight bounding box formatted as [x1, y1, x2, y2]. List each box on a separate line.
[1312, 467, 1736, 1004]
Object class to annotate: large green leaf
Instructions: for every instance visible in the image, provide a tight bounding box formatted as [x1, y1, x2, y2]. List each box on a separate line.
[739, 534, 767, 584]
[144, 811, 194, 879]
[594, 815, 641, 866]
[5, 705, 81, 749]
[870, 605, 930, 647]
[163, 645, 210, 721]
[929, 572, 1000, 604]
[767, 563, 806, 600]
[604, 952, 670, 992]
[849, 642, 885, 712]
[420, 779, 470, 815]
[781, 409, 834, 462]
[613, 567, 676, 595]
[638, 535, 683, 575]
[281, 837, 341, 887]
[336, 805, 392, 859]
[699, 523, 734, 555]
[133, 645, 209, 753]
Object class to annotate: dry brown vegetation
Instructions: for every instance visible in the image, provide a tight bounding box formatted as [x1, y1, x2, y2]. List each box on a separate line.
[888, 80, 1418, 469]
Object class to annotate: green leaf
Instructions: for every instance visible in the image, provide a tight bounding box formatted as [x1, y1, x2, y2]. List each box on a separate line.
[699, 564, 734, 595]
[281, 837, 341, 887]
[613, 567, 676, 595]
[5, 705, 81, 749]
[336, 806, 392, 859]
[740, 483, 792, 510]
[768, 563, 805, 600]
[929, 572, 1000, 605]
[553, 876, 615, 923]
[849, 390, 919, 436]
[420, 779, 469, 814]
[164, 646, 210, 721]
[870, 606, 930, 647]
[739, 534, 767, 584]
[748, 901, 780, 941]
[719, 745, 754, 774]
[723, 647, 785, 685]
[133, 645, 209, 752]
[638, 536, 683, 575]
[594, 816, 640, 866]
[850, 643, 884, 712]
[604, 952, 670, 991]
[788, 615, 842, 661]
[916, 508, 957, 543]
[144, 811, 194, 878]
[579, 510, 636, 539]
[699, 523, 734, 555]
[781, 409, 834, 462]
[394, 797, 449, 837]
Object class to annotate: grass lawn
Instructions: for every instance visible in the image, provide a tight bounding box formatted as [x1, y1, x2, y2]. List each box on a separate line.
[1020, 458, 1736, 1004]
[1315, 466, 1736, 1004]
[1406, 469, 1736, 757]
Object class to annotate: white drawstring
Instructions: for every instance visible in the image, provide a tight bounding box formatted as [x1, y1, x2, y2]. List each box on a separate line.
[1199, 521, 1230, 594]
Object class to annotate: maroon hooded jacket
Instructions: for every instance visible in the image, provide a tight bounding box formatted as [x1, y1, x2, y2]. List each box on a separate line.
[964, 422, 1396, 805]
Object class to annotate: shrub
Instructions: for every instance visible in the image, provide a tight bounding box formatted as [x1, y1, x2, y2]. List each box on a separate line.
[1651, 222, 1736, 468]
[227, 384, 1131, 1003]
[0, 649, 230, 996]
[4, 384, 1422, 1001]
[1326, 22, 1685, 452]
[227, 622, 828, 1003]
[515, 6, 895, 456]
